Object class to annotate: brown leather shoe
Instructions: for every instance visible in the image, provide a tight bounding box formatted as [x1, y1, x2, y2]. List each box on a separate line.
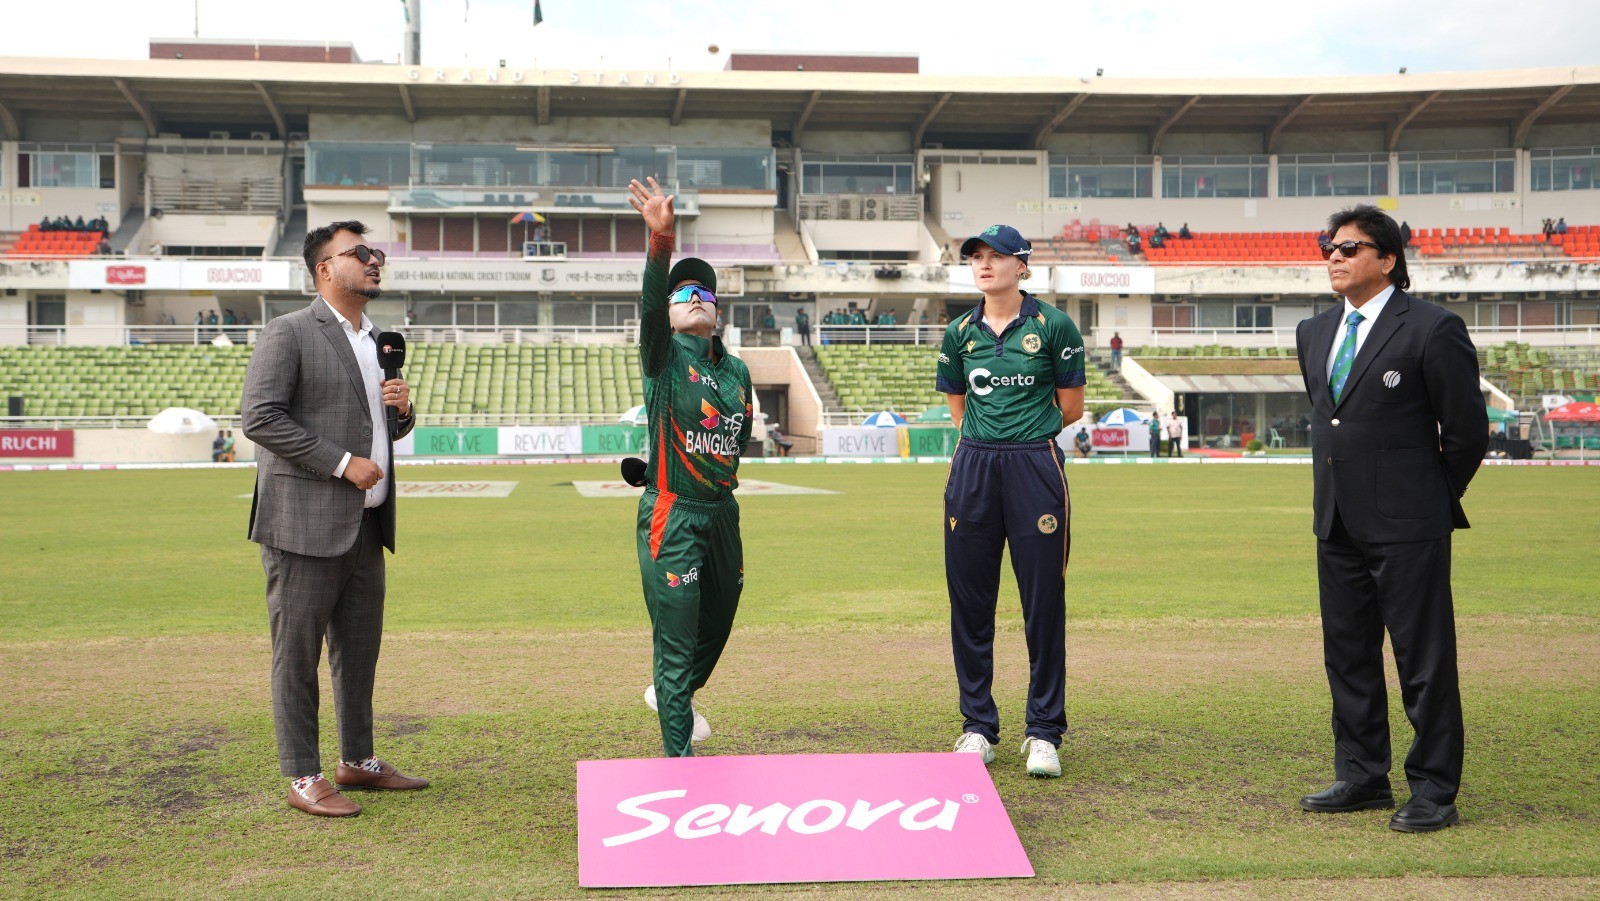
[286, 780, 361, 817]
[334, 758, 430, 791]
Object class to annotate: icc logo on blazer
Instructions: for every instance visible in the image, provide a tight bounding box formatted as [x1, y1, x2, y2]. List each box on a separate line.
[1383, 370, 1402, 388]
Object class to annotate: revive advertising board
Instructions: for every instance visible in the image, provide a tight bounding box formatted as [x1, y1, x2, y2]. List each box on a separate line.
[822, 428, 901, 457]
[400, 427, 499, 456]
[900, 426, 958, 457]
[576, 752, 1032, 888]
[0, 429, 74, 457]
[499, 426, 583, 456]
[582, 425, 647, 456]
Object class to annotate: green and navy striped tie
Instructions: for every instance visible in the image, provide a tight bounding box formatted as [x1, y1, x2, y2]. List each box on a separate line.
[1328, 310, 1364, 403]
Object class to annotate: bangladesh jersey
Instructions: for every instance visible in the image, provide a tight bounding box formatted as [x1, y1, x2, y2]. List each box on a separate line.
[639, 232, 753, 501]
[935, 292, 1086, 443]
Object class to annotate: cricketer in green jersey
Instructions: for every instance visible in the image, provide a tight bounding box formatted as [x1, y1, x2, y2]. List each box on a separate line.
[627, 176, 753, 758]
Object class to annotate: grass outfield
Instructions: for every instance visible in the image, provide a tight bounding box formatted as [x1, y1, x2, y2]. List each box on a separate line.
[0, 463, 1596, 898]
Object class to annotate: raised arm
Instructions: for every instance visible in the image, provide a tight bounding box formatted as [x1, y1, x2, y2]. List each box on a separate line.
[629, 177, 677, 378]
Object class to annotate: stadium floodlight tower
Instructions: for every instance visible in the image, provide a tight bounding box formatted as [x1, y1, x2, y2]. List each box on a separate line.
[405, 0, 422, 65]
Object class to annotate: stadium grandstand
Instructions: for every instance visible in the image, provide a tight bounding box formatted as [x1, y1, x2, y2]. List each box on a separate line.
[2, 49, 1599, 459]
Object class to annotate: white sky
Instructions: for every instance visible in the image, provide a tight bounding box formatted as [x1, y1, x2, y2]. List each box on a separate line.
[1, 0, 1596, 78]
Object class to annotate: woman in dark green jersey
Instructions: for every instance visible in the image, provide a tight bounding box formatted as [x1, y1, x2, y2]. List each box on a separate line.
[935, 224, 1086, 778]
[626, 177, 753, 757]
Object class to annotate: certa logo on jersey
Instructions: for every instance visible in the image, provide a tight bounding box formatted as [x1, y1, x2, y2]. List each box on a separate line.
[666, 568, 701, 588]
[968, 368, 1036, 397]
[700, 398, 720, 429]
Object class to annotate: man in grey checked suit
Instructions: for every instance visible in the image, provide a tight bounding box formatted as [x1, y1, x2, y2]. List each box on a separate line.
[242, 220, 428, 818]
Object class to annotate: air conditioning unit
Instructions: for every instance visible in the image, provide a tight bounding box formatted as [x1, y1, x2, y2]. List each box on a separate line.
[209, 130, 230, 140]
[864, 198, 878, 209]
[863, 211, 878, 220]
[1523, 291, 1547, 301]
[288, 131, 308, 142]
[249, 131, 271, 141]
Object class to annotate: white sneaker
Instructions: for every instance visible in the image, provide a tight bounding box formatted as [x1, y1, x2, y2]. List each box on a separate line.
[953, 732, 996, 764]
[643, 684, 710, 742]
[1021, 737, 1061, 778]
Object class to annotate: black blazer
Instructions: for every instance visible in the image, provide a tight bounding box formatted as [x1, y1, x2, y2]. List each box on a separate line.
[1295, 289, 1489, 544]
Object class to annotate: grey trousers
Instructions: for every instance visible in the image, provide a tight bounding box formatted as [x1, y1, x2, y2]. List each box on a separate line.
[261, 516, 386, 777]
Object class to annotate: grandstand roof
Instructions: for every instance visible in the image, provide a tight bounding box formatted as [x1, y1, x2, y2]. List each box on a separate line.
[2, 56, 1600, 147]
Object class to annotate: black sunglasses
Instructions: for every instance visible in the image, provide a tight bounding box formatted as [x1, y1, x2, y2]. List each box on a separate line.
[320, 245, 387, 267]
[1319, 240, 1380, 260]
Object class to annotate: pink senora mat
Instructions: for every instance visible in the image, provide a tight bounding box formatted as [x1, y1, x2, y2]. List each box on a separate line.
[577, 752, 1034, 887]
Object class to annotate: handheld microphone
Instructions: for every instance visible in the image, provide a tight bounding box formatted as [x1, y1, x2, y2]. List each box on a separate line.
[620, 457, 648, 487]
[376, 331, 407, 440]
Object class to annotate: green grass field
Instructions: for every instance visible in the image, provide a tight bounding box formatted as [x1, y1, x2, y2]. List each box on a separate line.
[1, 463, 1597, 898]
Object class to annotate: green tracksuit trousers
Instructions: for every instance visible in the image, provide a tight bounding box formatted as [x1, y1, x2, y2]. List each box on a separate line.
[636, 487, 744, 757]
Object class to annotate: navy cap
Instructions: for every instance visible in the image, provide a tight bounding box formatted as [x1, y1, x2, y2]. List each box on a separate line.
[960, 224, 1032, 261]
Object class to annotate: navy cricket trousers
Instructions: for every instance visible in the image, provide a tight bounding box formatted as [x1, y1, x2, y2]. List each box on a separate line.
[944, 437, 1071, 746]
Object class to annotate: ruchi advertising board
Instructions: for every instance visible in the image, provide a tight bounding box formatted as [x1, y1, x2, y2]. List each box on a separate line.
[0, 429, 74, 457]
[577, 752, 1032, 888]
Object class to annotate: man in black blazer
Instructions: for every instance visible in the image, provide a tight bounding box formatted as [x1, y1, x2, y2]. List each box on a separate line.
[1294, 205, 1488, 833]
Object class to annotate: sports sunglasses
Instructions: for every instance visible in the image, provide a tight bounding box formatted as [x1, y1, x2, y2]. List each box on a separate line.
[669, 284, 717, 306]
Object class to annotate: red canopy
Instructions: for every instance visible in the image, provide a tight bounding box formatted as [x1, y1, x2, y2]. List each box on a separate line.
[1543, 402, 1600, 422]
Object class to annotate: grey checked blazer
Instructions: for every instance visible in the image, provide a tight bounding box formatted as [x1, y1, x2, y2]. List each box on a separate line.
[242, 298, 413, 556]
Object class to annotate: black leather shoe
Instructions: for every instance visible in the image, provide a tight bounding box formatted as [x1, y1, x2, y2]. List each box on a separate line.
[1389, 796, 1459, 833]
[1299, 781, 1395, 813]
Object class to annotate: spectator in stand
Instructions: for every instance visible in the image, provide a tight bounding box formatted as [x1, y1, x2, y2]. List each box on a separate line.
[39, 216, 53, 232]
[1148, 413, 1162, 457]
[1073, 426, 1092, 458]
[1109, 332, 1124, 369]
[97, 238, 113, 256]
[849, 308, 867, 326]
[795, 308, 811, 345]
[1127, 230, 1142, 254]
[1556, 217, 1568, 235]
[1400, 221, 1412, 247]
[1148, 230, 1165, 249]
[1155, 222, 1170, 241]
[206, 310, 220, 331]
[1179, 222, 1193, 240]
[1318, 229, 1331, 246]
[212, 430, 227, 462]
[194, 311, 205, 327]
[223, 309, 238, 328]
[240, 312, 253, 326]
[761, 310, 776, 331]
[220, 430, 237, 463]
[1541, 218, 1554, 238]
[73, 216, 86, 230]
[1125, 222, 1138, 236]
[769, 423, 793, 457]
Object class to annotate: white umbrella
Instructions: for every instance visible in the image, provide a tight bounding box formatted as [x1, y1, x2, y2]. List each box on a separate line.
[620, 404, 648, 425]
[147, 407, 217, 435]
[1098, 407, 1148, 426]
[862, 411, 907, 428]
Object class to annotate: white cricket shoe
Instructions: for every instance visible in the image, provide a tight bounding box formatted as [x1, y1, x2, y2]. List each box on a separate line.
[1022, 737, 1061, 778]
[643, 684, 710, 742]
[953, 732, 996, 764]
